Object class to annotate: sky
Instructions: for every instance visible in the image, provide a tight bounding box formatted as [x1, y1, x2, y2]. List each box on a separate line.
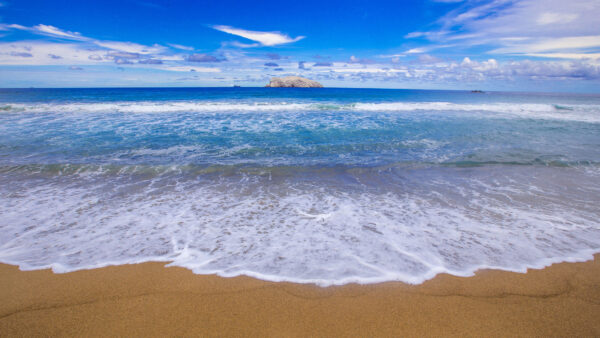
[0, 0, 599, 92]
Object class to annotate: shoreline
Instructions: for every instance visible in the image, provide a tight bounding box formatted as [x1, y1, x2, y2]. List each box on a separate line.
[2, 255, 599, 336]
[4, 248, 599, 286]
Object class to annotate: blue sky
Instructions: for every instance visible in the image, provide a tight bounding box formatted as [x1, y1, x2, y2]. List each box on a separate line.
[0, 0, 599, 91]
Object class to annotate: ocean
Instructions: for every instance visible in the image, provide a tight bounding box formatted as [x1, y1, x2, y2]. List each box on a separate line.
[0, 87, 599, 285]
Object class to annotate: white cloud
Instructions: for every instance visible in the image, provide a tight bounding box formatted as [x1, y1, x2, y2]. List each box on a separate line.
[444, 57, 599, 80]
[406, 48, 428, 54]
[469, 0, 599, 37]
[226, 41, 261, 48]
[212, 25, 304, 47]
[161, 66, 221, 73]
[331, 68, 403, 73]
[93, 41, 166, 54]
[461, 57, 498, 71]
[416, 54, 443, 64]
[405, 0, 600, 60]
[0, 24, 15, 30]
[404, 31, 426, 38]
[492, 35, 600, 54]
[536, 12, 578, 25]
[526, 35, 600, 52]
[155, 54, 186, 61]
[0, 23, 90, 41]
[0, 23, 174, 57]
[303, 56, 599, 84]
[1, 17, 598, 88]
[378, 54, 406, 58]
[523, 53, 600, 59]
[167, 43, 194, 51]
[32, 24, 89, 41]
[0, 40, 179, 68]
[0, 41, 109, 65]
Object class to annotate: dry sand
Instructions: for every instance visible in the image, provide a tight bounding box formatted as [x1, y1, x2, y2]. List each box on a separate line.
[1, 255, 599, 336]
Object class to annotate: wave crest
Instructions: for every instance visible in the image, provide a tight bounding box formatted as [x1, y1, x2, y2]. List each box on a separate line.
[2, 101, 599, 123]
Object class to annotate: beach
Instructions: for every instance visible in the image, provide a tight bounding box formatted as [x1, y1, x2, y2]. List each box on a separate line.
[1, 255, 599, 336]
[1, 88, 599, 335]
[2, 0, 600, 335]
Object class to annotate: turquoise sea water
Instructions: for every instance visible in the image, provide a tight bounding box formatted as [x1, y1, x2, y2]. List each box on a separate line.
[1, 88, 599, 285]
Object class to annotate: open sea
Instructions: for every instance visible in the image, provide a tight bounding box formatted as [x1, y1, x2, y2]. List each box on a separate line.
[0, 87, 599, 285]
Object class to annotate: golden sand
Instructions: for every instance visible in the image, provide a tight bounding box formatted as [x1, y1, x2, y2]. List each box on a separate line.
[1, 255, 599, 336]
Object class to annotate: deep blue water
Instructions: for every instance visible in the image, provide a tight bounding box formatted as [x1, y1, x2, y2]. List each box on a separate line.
[2, 87, 599, 104]
[0, 88, 599, 285]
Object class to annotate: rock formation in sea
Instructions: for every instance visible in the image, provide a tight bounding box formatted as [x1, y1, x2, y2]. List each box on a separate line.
[265, 76, 323, 88]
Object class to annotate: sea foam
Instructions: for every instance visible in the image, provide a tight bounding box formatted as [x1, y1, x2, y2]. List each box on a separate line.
[0, 165, 598, 286]
[3, 101, 600, 123]
[1, 90, 599, 285]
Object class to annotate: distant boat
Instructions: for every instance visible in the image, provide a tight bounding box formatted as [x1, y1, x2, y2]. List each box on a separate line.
[233, 85, 241, 88]
[471, 90, 484, 93]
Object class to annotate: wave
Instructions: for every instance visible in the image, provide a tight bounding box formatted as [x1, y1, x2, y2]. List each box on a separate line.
[1, 95, 599, 285]
[2, 101, 599, 123]
[0, 163, 599, 285]
[353, 102, 599, 122]
[1, 159, 599, 180]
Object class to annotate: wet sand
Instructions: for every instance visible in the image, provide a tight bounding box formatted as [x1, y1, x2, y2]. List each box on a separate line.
[1, 255, 599, 336]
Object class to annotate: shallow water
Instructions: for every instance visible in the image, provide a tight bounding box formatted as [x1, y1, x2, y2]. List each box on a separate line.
[1, 88, 599, 285]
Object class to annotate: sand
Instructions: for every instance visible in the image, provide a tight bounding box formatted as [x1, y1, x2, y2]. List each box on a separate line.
[1, 255, 599, 336]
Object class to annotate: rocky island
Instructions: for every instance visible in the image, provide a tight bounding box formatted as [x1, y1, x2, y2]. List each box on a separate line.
[265, 76, 323, 88]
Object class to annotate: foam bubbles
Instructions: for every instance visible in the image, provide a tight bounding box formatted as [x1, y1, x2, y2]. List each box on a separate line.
[0, 165, 598, 286]
[1, 94, 599, 285]
[3, 100, 600, 123]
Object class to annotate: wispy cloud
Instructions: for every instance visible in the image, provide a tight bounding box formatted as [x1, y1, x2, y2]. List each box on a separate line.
[212, 25, 304, 47]
[405, 0, 600, 60]
[0, 23, 90, 41]
[0, 23, 174, 58]
[224, 41, 261, 48]
[536, 12, 578, 25]
[161, 66, 221, 73]
[522, 53, 600, 59]
[32, 24, 89, 41]
[349, 55, 374, 64]
[0, 41, 102, 65]
[491, 35, 600, 54]
[0, 22, 173, 67]
[405, 48, 428, 54]
[167, 43, 194, 51]
[94, 41, 166, 54]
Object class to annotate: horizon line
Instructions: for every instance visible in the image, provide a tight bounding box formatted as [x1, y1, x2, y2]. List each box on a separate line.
[0, 86, 598, 95]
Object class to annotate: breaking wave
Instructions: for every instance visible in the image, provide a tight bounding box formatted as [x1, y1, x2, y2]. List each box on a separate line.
[1, 101, 599, 123]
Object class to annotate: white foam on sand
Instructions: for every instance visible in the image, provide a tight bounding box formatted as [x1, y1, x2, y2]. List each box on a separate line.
[0, 166, 598, 286]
